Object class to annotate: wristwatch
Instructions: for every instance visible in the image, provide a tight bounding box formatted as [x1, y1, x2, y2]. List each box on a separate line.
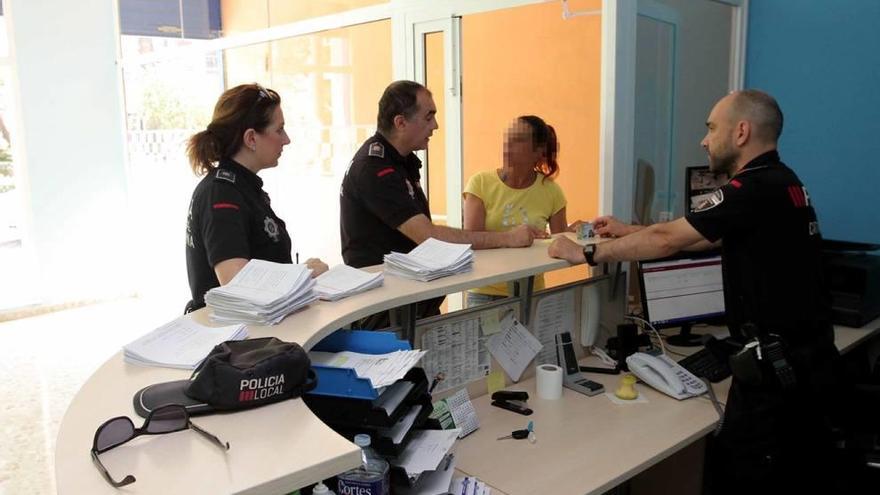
[583, 243, 598, 267]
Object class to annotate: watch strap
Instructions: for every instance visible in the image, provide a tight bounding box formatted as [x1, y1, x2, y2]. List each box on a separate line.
[583, 244, 598, 266]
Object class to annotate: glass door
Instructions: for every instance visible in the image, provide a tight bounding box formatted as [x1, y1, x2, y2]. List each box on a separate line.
[633, 0, 678, 225]
[409, 16, 464, 311]
[0, 12, 38, 312]
[632, 0, 736, 224]
[410, 17, 462, 229]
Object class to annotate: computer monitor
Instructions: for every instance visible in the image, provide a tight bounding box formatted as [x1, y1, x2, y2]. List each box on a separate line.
[638, 251, 725, 346]
[685, 166, 728, 213]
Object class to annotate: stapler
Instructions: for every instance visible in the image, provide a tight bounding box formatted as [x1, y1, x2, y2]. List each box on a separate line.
[491, 390, 533, 416]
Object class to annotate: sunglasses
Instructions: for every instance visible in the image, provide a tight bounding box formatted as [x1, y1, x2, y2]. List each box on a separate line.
[91, 404, 229, 487]
[250, 84, 275, 111]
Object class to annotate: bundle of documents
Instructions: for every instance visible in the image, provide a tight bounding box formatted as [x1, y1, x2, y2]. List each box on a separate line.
[205, 259, 317, 325]
[392, 429, 460, 480]
[314, 264, 384, 301]
[308, 349, 427, 389]
[384, 238, 473, 282]
[123, 317, 248, 369]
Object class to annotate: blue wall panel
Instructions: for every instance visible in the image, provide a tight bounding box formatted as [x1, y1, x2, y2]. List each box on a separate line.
[746, 0, 880, 242]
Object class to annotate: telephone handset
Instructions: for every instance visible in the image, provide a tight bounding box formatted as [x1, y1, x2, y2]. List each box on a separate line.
[626, 352, 707, 400]
[556, 332, 605, 396]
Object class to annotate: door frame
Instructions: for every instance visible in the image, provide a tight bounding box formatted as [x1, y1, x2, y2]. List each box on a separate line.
[406, 16, 463, 229]
[600, 0, 748, 220]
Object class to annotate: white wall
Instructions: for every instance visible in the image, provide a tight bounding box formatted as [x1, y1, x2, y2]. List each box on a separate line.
[7, 0, 131, 303]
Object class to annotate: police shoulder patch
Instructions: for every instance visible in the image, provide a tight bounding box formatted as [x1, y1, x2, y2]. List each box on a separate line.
[215, 169, 236, 183]
[368, 142, 385, 158]
[694, 188, 724, 212]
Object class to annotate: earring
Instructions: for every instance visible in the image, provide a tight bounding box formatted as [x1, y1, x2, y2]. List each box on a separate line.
[251, 145, 256, 152]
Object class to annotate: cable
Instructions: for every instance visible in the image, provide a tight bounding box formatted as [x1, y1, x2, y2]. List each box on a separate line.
[589, 346, 618, 368]
[624, 314, 667, 356]
[664, 347, 688, 358]
[700, 377, 725, 436]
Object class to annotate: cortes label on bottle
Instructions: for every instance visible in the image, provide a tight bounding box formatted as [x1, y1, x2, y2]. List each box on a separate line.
[337, 478, 386, 495]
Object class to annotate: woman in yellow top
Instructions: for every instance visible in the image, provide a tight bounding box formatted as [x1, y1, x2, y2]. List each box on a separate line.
[463, 115, 568, 306]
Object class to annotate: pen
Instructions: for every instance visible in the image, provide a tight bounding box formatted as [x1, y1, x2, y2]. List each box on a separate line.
[443, 453, 454, 471]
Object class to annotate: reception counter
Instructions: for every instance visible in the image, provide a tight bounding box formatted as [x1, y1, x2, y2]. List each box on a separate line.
[55, 236, 595, 494]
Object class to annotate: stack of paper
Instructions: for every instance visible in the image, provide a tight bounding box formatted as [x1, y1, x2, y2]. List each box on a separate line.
[309, 349, 427, 389]
[124, 317, 248, 369]
[384, 238, 473, 282]
[392, 429, 461, 479]
[314, 264, 384, 301]
[205, 259, 317, 325]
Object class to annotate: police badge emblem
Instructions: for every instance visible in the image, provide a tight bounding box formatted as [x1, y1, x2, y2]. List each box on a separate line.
[264, 216, 280, 242]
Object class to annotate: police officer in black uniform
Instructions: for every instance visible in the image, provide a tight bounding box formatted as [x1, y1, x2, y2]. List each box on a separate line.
[549, 90, 839, 493]
[340, 119, 431, 269]
[340, 80, 542, 328]
[185, 84, 327, 312]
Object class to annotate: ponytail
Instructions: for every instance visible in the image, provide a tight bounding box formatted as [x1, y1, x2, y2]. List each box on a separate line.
[518, 115, 559, 180]
[541, 124, 559, 179]
[187, 129, 221, 176]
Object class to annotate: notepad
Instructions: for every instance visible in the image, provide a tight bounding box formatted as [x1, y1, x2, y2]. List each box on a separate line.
[123, 317, 248, 369]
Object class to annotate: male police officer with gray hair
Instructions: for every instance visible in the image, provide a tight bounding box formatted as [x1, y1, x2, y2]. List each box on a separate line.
[550, 90, 839, 494]
[341, 80, 543, 328]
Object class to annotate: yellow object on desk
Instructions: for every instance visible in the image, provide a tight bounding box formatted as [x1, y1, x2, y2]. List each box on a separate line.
[487, 370, 506, 395]
[615, 374, 639, 400]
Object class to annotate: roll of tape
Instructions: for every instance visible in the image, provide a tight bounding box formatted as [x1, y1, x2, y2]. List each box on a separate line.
[537, 364, 563, 400]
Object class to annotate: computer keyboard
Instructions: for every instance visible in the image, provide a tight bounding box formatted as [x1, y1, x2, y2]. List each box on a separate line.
[677, 337, 738, 383]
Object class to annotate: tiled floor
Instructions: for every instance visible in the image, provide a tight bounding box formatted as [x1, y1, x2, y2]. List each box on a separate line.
[0, 297, 180, 494]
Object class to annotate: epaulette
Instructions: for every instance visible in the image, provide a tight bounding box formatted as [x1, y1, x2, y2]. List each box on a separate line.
[215, 168, 236, 183]
[368, 141, 385, 158]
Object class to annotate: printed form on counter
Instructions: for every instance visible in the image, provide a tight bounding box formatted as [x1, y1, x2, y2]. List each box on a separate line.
[486, 317, 543, 382]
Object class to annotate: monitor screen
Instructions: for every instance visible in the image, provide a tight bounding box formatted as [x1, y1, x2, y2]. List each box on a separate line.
[638, 252, 725, 329]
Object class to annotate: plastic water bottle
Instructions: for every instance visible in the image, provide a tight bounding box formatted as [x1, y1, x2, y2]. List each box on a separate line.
[337, 434, 389, 495]
[311, 481, 334, 495]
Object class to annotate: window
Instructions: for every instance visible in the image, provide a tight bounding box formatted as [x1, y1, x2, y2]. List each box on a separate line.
[119, 10, 391, 302]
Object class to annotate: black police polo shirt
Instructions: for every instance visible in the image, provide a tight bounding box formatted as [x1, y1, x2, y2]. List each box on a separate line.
[186, 159, 292, 309]
[340, 132, 431, 268]
[685, 150, 832, 342]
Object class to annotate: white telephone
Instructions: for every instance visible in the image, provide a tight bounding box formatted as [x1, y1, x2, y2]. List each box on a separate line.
[626, 352, 707, 400]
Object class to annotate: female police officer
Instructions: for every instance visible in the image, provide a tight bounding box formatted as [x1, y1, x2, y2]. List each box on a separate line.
[184, 83, 327, 312]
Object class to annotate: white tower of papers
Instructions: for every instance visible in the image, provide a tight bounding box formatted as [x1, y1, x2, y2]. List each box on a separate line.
[383, 238, 474, 281]
[205, 259, 317, 325]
